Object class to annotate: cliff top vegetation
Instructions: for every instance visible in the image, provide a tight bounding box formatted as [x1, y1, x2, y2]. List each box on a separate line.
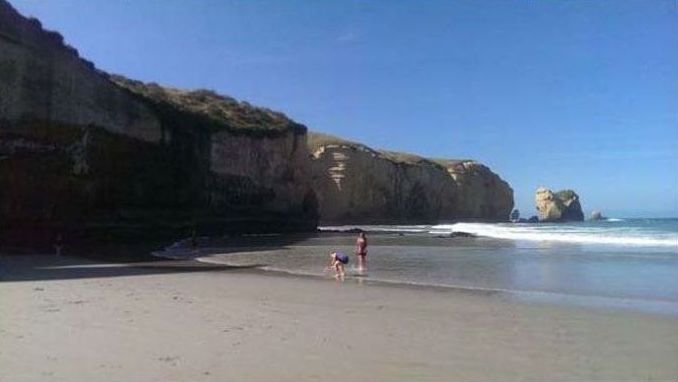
[111, 75, 306, 135]
[309, 132, 459, 168]
[555, 189, 578, 200]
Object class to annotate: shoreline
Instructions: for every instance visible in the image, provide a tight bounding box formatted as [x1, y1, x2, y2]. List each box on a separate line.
[2, 253, 678, 380]
[10, 249, 677, 317]
[198, 256, 678, 317]
[148, 231, 678, 317]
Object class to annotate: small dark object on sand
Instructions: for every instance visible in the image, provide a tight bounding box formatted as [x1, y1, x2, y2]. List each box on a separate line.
[450, 231, 476, 238]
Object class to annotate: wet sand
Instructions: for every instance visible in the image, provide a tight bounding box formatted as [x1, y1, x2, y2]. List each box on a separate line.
[1, 254, 677, 381]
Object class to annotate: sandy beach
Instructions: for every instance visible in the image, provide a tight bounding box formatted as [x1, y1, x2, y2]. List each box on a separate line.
[1, 254, 677, 381]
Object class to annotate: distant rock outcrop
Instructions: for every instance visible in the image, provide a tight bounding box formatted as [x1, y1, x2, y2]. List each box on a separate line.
[510, 209, 520, 222]
[535, 188, 584, 222]
[0, 0, 317, 245]
[308, 132, 514, 224]
[589, 211, 605, 221]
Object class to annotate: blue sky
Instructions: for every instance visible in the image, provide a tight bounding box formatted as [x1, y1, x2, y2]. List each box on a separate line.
[11, 0, 678, 217]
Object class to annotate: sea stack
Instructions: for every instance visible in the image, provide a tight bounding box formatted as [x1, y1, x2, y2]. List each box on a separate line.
[590, 210, 606, 221]
[535, 187, 584, 222]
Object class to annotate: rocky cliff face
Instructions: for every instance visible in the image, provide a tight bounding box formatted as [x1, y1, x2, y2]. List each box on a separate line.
[0, 1, 317, 244]
[437, 160, 514, 220]
[535, 188, 584, 222]
[0, 0, 516, 242]
[309, 133, 513, 224]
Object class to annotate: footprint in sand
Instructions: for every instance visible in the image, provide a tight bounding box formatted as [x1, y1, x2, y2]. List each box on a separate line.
[222, 326, 244, 332]
[157, 356, 180, 366]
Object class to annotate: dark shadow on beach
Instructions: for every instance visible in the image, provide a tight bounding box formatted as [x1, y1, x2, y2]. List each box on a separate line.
[0, 254, 267, 283]
[0, 231, 324, 284]
[0, 232, 486, 283]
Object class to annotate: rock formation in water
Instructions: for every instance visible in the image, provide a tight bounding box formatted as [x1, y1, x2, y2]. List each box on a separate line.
[308, 132, 514, 224]
[534, 187, 584, 222]
[0, 0, 317, 244]
[589, 210, 606, 221]
[510, 209, 520, 222]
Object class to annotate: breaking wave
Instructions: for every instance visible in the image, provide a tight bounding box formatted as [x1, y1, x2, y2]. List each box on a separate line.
[431, 222, 678, 248]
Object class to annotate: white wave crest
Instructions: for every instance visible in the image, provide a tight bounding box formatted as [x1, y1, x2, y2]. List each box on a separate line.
[431, 223, 678, 248]
[319, 225, 430, 233]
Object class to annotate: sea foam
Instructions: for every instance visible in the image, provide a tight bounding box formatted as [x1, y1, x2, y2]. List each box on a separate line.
[431, 222, 678, 248]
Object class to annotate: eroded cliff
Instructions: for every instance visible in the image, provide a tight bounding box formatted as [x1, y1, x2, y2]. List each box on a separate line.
[437, 159, 515, 220]
[0, 0, 317, 245]
[309, 133, 513, 224]
[535, 188, 584, 222]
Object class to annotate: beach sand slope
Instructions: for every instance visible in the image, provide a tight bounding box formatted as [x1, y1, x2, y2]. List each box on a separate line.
[1, 255, 677, 381]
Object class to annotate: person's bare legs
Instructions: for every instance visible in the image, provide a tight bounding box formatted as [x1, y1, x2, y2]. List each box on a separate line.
[334, 261, 346, 280]
[357, 255, 367, 272]
[327, 253, 337, 272]
[327, 252, 346, 279]
[333, 261, 345, 277]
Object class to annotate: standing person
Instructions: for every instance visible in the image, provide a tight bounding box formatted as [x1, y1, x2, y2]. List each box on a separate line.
[356, 232, 368, 271]
[190, 227, 198, 251]
[54, 233, 63, 256]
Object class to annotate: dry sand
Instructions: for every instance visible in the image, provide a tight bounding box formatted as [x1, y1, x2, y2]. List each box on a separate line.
[1, 254, 677, 381]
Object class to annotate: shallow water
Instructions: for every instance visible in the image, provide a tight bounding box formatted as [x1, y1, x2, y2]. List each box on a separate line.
[156, 219, 678, 315]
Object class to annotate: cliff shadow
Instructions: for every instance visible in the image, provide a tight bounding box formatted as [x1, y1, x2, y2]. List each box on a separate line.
[0, 254, 264, 283]
[0, 232, 318, 283]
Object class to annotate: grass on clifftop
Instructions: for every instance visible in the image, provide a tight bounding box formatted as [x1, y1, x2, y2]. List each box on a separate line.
[110, 75, 305, 135]
[430, 158, 474, 169]
[555, 189, 578, 200]
[307, 132, 373, 153]
[309, 131, 464, 167]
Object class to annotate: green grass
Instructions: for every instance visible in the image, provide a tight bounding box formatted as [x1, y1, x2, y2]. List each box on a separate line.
[307, 132, 372, 153]
[308, 132, 465, 167]
[430, 158, 474, 168]
[110, 75, 306, 135]
[555, 189, 578, 200]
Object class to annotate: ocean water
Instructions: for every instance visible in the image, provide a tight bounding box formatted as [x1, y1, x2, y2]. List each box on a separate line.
[156, 218, 678, 315]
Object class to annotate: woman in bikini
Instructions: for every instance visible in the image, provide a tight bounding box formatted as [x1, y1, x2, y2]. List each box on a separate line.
[356, 232, 368, 271]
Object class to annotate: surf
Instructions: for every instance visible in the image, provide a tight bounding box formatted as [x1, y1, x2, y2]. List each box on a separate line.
[430, 222, 678, 248]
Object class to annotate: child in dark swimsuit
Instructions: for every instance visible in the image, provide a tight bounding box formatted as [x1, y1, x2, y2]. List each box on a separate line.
[327, 251, 349, 277]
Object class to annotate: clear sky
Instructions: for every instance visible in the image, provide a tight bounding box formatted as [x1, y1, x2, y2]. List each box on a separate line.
[11, 0, 678, 217]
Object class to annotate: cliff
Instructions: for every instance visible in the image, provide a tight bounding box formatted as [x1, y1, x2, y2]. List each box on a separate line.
[435, 159, 515, 220]
[535, 188, 584, 222]
[0, 0, 317, 245]
[308, 132, 513, 224]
